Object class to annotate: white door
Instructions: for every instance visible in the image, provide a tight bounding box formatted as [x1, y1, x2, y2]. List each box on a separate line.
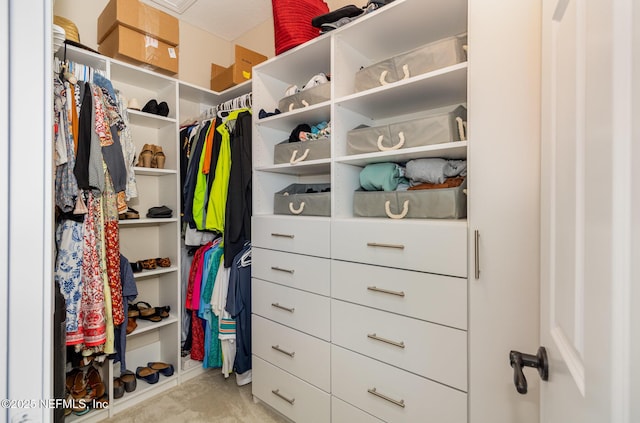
[540, 0, 634, 421]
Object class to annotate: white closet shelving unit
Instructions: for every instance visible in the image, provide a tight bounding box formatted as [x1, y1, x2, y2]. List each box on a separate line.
[58, 44, 251, 422]
[251, 0, 469, 421]
[252, 0, 543, 421]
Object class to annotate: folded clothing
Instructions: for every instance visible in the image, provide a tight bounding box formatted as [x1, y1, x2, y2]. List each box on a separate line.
[312, 5, 363, 28]
[407, 176, 465, 190]
[146, 205, 173, 218]
[405, 158, 467, 185]
[359, 162, 408, 192]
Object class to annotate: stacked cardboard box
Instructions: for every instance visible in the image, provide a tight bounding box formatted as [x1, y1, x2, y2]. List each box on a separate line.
[97, 0, 179, 75]
[210, 45, 267, 92]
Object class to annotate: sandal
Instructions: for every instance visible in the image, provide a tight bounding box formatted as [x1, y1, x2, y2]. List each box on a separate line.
[138, 259, 157, 270]
[155, 305, 170, 319]
[118, 207, 140, 220]
[113, 378, 125, 399]
[135, 301, 162, 322]
[135, 366, 160, 384]
[155, 257, 171, 267]
[126, 317, 137, 334]
[136, 144, 154, 168]
[86, 366, 105, 399]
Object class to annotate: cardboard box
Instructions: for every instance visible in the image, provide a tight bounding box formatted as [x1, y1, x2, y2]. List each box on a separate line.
[98, 0, 179, 47]
[98, 25, 179, 75]
[210, 45, 267, 92]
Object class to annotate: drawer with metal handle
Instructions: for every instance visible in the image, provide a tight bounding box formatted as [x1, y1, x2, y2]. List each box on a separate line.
[331, 260, 466, 329]
[332, 218, 467, 277]
[253, 248, 330, 295]
[253, 356, 330, 423]
[331, 345, 467, 423]
[332, 300, 467, 391]
[253, 215, 330, 258]
[252, 278, 330, 340]
[252, 315, 330, 392]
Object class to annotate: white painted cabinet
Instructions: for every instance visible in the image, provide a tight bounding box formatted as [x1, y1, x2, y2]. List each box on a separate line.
[252, 0, 541, 422]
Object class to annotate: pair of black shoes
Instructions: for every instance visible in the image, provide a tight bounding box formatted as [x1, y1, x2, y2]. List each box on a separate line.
[146, 205, 173, 218]
[142, 99, 170, 117]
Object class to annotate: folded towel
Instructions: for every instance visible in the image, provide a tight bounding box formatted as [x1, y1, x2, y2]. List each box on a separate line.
[359, 162, 407, 192]
[405, 158, 467, 185]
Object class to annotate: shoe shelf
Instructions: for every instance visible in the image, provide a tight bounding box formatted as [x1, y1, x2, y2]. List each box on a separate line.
[109, 375, 177, 415]
[133, 167, 178, 176]
[127, 315, 178, 338]
[119, 217, 178, 226]
[133, 266, 179, 280]
[127, 109, 177, 129]
[255, 101, 331, 131]
[65, 408, 109, 423]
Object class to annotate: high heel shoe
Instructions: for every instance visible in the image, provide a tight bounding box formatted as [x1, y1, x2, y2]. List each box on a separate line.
[151, 145, 165, 169]
[136, 144, 154, 168]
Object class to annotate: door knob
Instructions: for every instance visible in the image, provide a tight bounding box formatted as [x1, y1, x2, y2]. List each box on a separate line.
[509, 346, 549, 394]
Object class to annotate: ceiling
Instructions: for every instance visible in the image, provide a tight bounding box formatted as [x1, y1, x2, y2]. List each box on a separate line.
[142, 0, 274, 41]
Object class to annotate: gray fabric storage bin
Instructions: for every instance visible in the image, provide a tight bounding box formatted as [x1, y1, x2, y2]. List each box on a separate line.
[353, 179, 467, 219]
[346, 105, 467, 155]
[273, 137, 331, 164]
[274, 183, 331, 217]
[278, 82, 331, 113]
[355, 34, 467, 92]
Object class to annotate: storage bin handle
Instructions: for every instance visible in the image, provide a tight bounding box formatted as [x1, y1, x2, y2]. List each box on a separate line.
[301, 100, 310, 107]
[377, 132, 405, 151]
[288, 201, 305, 215]
[456, 116, 467, 141]
[288, 103, 295, 112]
[379, 64, 410, 86]
[289, 148, 310, 164]
[384, 200, 409, 219]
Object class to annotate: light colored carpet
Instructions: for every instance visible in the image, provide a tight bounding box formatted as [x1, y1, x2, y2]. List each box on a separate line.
[101, 370, 289, 423]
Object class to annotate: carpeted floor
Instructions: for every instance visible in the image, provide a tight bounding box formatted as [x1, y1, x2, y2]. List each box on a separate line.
[101, 370, 289, 423]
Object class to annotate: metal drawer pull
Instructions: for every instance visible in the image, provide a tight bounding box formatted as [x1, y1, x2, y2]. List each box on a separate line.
[367, 388, 405, 408]
[272, 389, 295, 405]
[271, 303, 295, 313]
[366, 242, 405, 250]
[271, 266, 295, 274]
[367, 286, 405, 297]
[367, 333, 405, 349]
[271, 345, 295, 357]
[271, 233, 294, 239]
[474, 230, 480, 279]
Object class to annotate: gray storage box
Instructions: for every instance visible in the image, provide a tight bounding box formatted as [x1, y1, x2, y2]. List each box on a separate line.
[355, 34, 467, 92]
[353, 179, 467, 219]
[346, 104, 467, 155]
[274, 183, 331, 217]
[278, 82, 331, 113]
[274, 137, 331, 165]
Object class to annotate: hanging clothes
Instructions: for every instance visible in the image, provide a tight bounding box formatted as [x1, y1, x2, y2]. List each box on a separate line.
[226, 243, 252, 375]
[223, 111, 252, 267]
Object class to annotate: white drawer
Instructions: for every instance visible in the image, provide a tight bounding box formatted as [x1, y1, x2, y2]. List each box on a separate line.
[252, 315, 330, 392]
[252, 215, 330, 258]
[253, 248, 330, 296]
[332, 397, 384, 423]
[331, 218, 467, 277]
[331, 260, 467, 330]
[253, 356, 330, 423]
[252, 279, 330, 341]
[331, 345, 467, 423]
[332, 300, 467, 391]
